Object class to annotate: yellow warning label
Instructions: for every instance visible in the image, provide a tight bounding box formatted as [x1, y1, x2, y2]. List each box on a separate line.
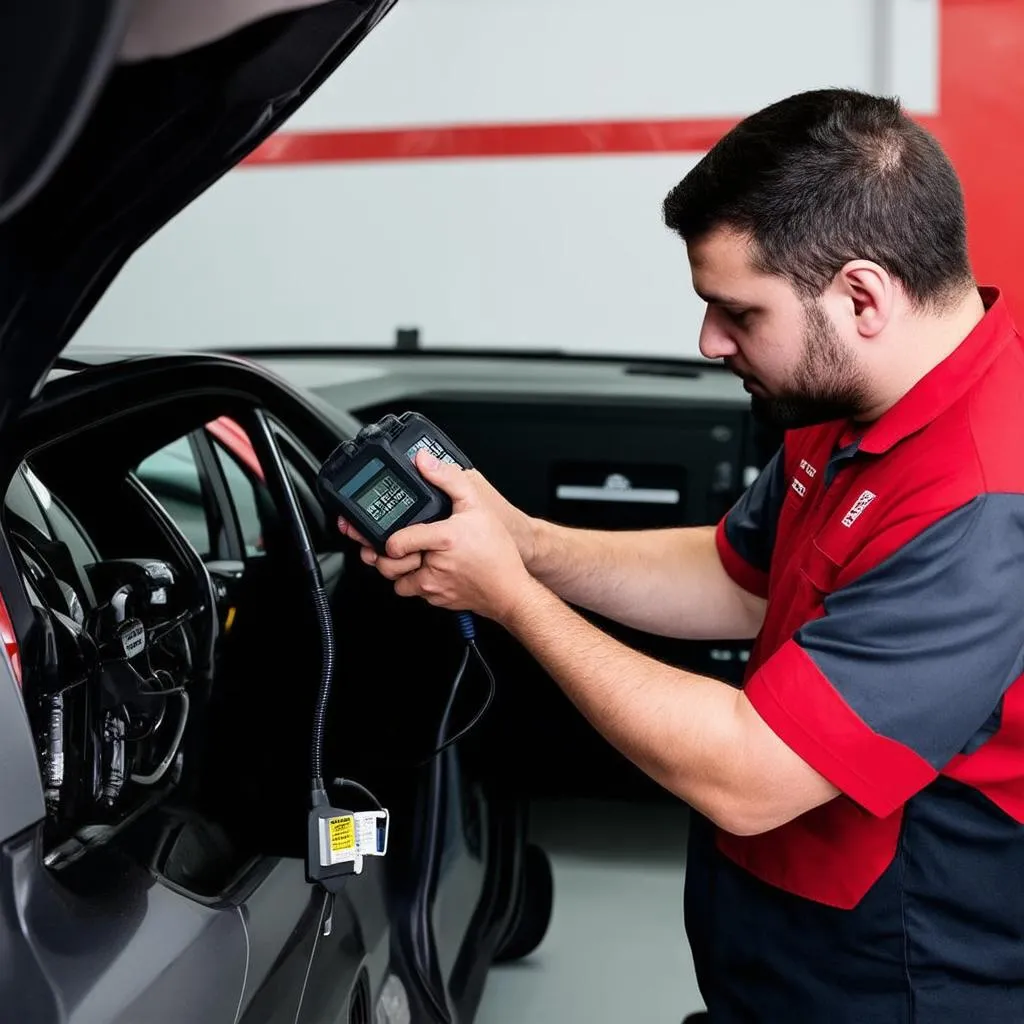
[328, 816, 355, 853]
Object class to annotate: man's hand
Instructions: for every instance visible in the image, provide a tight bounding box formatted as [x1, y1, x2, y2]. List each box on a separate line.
[468, 471, 538, 569]
[341, 450, 537, 622]
[336, 516, 422, 579]
[337, 457, 538, 583]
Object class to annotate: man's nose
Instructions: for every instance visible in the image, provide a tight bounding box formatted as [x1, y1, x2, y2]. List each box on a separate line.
[698, 313, 738, 360]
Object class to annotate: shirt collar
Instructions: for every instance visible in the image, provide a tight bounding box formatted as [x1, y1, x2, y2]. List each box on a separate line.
[855, 287, 1017, 455]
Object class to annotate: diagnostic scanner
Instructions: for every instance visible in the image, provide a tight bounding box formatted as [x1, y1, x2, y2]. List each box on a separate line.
[316, 412, 473, 554]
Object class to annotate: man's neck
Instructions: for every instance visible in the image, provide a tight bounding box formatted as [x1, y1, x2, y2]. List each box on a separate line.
[857, 286, 987, 422]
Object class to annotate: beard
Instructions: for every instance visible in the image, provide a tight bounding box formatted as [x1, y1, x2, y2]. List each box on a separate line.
[748, 300, 870, 429]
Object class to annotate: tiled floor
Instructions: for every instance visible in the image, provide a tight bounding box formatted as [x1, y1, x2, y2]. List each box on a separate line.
[477, 799, 707, 1023]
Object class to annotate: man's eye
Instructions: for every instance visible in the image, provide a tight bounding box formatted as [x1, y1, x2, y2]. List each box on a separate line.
[724, 308, 752, 326]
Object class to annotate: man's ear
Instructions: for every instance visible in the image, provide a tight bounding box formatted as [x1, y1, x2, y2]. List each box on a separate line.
[834, 260, 893, 339]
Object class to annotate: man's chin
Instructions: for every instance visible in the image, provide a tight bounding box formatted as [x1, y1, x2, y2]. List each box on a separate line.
[750, 394, 851, 430]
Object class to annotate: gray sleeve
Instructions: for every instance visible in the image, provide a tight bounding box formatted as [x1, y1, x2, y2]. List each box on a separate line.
[796, 493, 1024, 768]
[720, 446, 787, 580]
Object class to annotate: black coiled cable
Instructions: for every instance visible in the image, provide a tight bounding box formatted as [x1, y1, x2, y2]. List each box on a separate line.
[244, 410, 335, 807]
[310, 583, 335, 788]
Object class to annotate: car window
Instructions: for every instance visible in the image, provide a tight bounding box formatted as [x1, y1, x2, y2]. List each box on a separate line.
[135, 435, 212, 558]
[211, 439, 264, 557]
[137, 418, 326, 560]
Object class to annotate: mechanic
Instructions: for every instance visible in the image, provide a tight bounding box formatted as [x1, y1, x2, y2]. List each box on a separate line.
[338, 88, 1024, 1022]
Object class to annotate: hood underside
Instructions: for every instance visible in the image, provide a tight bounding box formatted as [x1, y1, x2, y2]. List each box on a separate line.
[0, 0, 396, 432]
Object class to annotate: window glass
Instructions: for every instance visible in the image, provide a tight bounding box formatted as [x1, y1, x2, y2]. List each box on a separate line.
[135, 436, 211, 557]
[211, 439, 265, 557]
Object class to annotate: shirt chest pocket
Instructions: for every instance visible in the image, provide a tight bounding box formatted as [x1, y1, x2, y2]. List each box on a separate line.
[773, 503, 854, 622]
[798, 511, 863, 596]
[799, 540, 843, 594]
[766, 536, 843, 642]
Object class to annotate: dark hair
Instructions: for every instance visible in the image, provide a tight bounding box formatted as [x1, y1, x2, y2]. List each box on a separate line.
[662, 89, 973, 307]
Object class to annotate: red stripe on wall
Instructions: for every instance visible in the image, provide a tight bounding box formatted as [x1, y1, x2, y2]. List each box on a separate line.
[243, 117, 741, 166]
[242, 0, 1024, 318]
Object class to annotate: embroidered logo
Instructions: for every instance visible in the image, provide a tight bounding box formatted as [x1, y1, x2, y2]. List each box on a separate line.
[799, 459, 817, 478]
[841, 489, 876, 527]
[791, 478, 807, 497]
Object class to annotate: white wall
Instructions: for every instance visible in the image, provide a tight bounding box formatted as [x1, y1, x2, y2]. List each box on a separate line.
[73, 0, 939, 358]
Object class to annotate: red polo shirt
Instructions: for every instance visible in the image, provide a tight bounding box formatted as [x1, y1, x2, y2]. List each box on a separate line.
[686, 288, 1024, 1022]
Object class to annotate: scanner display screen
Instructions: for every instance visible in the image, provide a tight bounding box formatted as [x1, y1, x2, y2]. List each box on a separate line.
[341, 458, 417, 531]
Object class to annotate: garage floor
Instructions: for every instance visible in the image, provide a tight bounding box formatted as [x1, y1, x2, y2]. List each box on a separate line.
[477, 798, 707, 1023]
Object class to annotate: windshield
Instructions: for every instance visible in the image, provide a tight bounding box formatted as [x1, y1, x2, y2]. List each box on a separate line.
[72, 0, 940, 361]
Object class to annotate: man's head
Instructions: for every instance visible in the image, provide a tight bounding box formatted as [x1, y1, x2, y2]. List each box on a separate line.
[663, 89, 977, 428]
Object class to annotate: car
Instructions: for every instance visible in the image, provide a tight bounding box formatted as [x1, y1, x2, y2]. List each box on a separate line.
[0, 4, 551, 1023]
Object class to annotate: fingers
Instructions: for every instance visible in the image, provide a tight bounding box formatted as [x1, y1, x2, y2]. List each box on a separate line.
[363, 546, 423, 579]
[386, 520, 452, 559]
[393, 565, 452, 607]
[393, 573, 419, 600]
[415, 450, 476, 508]
[338, 515, 424, 577]
[336, 516, 370, 547]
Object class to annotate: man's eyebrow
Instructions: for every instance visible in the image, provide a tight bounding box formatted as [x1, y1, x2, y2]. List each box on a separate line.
[696, 289, 748, 308]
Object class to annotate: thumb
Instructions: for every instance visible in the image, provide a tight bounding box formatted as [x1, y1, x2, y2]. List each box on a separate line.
[416, 449, 476, 508]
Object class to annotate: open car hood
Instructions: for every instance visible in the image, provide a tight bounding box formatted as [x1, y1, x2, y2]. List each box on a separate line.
[0, 0, 396, 433]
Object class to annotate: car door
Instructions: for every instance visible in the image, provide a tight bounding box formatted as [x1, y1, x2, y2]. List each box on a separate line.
[168, 415, 505, 1023]
[0, 819, 251, 1024]
[134, 415, 387, 1024]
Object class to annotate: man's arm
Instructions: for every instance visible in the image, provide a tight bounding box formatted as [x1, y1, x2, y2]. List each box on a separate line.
[384, 451, 835, 835]
[385, 456, 1024, 836]
[501, 578, 837, 835]
[473, 451, 784, 640]
[345, 450, 785, 642]
[524, 520, 765, 641]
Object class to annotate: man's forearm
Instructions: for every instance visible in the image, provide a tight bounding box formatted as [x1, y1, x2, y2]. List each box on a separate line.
[502, 577, 765, 831]
[525, 520, 765, 641]
[500, 578, 836, 835]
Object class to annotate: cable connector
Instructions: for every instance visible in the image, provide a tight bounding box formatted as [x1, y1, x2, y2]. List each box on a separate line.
[455, 611, 475, 642]
[306, 803, 361, 891]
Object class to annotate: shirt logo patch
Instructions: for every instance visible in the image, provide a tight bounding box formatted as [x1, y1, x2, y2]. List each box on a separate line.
[799, 459, 817, 478]
[842, 489, 876, 527]
[791, 478, 807, 498]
